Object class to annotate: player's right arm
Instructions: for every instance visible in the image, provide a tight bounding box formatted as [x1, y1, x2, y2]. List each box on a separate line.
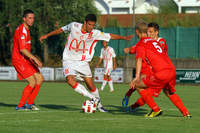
[39, 28, 63, 42]
[40, 22, 74, 42]
[96, 58, 103, 68]
[124, 46, 136, 54]
[96, 48, 103, 68]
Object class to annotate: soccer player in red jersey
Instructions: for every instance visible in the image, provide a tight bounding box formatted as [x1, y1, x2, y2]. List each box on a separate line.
[130, 21, 177, 117]
[147, 22, 191, 118]
[122, 22, 191, 118]
[12, 9, 44, 111]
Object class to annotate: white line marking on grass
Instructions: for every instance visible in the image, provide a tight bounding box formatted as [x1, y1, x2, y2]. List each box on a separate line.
[79, 118, 135, 121]
[0, 119, 40, 123]
[0, 110, 81, 115]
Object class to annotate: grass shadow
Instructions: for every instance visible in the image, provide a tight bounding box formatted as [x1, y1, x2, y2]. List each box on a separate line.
[39, 104, 81, 111]
[0, 102, 17, 107]
[105, 105, 148, 116]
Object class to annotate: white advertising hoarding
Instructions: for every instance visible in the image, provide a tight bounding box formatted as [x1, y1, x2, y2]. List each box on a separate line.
[39, 67, 54, 81]
[94, 68, 124, 83]
[0, 67, 17, 80]
[55, 68, 65, 80]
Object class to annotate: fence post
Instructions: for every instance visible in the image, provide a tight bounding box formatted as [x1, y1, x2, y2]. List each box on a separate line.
[175, 26, 180, 58]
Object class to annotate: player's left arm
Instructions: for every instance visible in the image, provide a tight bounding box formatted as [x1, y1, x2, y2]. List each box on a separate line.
[130, 58, 142, 88]
[130, 45, 145, 88]
[110, 34, 134, 41]
[113, 57, 116, 70]
[20, 49, 42, 68]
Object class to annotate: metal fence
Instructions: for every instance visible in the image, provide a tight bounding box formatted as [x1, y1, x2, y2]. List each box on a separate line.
[94, 27, 200, 59]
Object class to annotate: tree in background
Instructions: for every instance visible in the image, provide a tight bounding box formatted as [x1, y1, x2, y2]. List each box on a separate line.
[158, 0, 178, 14]
[0, 0, 99, 66]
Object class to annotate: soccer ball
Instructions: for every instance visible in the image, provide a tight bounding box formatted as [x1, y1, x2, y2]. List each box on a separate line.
[82, 100, 96, 113]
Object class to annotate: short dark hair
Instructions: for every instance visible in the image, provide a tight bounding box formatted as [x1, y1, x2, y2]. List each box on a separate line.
[23, 9, 34, 17]
[136, 21, 148, 33]
[148, 22, 159, 31]
[85, 14, 97, 22]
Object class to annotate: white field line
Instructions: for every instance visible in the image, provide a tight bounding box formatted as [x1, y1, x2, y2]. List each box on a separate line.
[0, 116, 185, 123]
[0, 110, 80, 115]
[0, 108, 184, 115]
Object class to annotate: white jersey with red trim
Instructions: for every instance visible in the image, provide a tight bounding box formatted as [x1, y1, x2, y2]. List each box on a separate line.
[100, 46, 116, 69]
[61, 22, 111, 62]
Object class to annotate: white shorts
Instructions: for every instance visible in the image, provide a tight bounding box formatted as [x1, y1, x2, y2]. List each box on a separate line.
[104, 68, 113, 76]
[63, 60, 92, 78]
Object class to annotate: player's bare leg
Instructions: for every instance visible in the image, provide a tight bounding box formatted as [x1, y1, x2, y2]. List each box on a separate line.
[34, 72, 44, 85]
[66, 75, 95, 99]
[16, 75, 36, 110]
[84, 77, 107, 112]
[26, 72, 44, 110]
[84, 77, 99, 97]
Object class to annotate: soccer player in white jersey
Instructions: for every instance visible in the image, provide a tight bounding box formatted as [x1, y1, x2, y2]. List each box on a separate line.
[40, 14, 133, 112]
[96, 41, 116, 92]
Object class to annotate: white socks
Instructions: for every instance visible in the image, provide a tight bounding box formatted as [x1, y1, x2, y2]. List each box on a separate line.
[100, 80, 107, 91]
[74, 83, 95, 99]
[91, 88, 100, 98]
[108, 80, 114, 92]
[90, 88, 103, 108]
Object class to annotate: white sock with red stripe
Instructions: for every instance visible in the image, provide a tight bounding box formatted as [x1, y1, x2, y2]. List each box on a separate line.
[100, 79, 107, 91]
[90, 87, 103, 108]
[72, 83, 94, 99]
[108, 79, 114, 92]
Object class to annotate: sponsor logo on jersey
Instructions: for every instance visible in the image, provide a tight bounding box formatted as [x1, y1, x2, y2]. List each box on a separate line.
[75, 31, 79, 35]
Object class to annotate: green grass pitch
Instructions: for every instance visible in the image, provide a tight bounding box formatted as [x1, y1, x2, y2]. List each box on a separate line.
[0, 81, 199, 133]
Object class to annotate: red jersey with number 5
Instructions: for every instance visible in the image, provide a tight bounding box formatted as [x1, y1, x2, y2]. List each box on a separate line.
[136, 37, 175, 73]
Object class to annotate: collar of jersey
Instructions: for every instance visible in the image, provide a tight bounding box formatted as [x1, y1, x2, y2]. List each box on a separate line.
[81, 29, 88, 34]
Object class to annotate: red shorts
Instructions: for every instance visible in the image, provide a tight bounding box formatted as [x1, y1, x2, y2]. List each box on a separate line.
[13, 59, 40, 80]
[142, 69, 176, 90]
[146, 88, 162, 97]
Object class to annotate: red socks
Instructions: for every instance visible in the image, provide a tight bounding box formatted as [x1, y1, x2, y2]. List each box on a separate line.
[126, 88, 136, 97]
[27, 84, 41, 105]
[169, 93, 189, 116]
[18, 85, 33, 107]
[131, 97, 145, 109]
[139, 89, 160, 112]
